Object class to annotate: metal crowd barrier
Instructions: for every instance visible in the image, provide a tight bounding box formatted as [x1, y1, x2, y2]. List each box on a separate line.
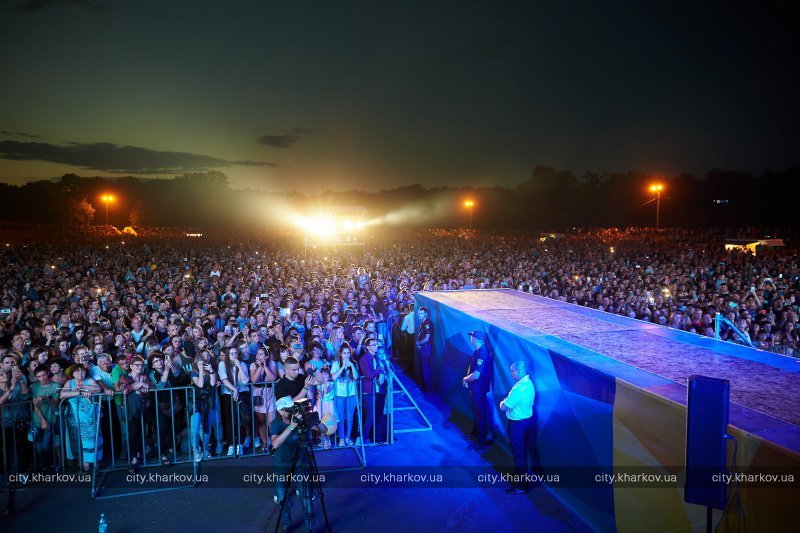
[713, 312, 754, 347]
[1, 397, 61, 515]
[1, 399, 38, 477]
[52, 386, 198, 498]
[1, 374, 387, 504]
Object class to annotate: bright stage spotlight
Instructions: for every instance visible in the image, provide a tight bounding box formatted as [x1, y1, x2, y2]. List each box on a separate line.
[316, 216, 335, 236]
[296, 206, 367, 252]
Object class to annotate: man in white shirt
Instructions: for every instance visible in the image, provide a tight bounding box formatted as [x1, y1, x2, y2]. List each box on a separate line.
[399, 303, 415, 370]
[499, 360, 535, 493]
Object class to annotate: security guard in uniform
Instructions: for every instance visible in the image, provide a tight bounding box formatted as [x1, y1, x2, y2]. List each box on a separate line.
[462, 330, 493, 450]
[416, 306, 434, 393]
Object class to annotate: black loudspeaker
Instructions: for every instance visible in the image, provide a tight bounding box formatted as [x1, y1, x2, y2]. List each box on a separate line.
[684, 375, 730, 509]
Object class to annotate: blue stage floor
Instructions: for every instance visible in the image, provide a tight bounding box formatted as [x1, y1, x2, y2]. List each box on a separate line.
[421, 289, 800, 453]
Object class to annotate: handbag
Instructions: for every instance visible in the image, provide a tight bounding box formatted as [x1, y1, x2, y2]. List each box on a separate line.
[236, 398, 252, 426]
[197, 385, 215, 410]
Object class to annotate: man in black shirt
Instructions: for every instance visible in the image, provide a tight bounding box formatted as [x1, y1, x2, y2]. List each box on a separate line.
[274, 357, 315, 401]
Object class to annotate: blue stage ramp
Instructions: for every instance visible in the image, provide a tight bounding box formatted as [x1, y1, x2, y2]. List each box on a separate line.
[415, 289, 800, 533]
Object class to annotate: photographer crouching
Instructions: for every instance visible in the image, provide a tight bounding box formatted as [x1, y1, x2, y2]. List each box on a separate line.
[270, 396, 334, 532]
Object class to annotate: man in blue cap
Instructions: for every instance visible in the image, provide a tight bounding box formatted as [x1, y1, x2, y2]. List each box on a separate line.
[462, 330, 493, 451]
[271, 395, 301, 528]
[415, 306, 434, 392]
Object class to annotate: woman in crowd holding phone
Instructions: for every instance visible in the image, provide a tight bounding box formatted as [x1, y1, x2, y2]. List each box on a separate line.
[191, 350, 217, 461]
[304, 341, 327, 375]
[148, 350, 178, 465]
[218, 346, 251, 456]
[115, 356, 151, 472]
[331, 344, 359, 447]
[249, 345, 277, 453]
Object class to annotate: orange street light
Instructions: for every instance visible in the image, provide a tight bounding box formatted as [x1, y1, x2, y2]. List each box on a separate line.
[648, 183, 664, 229]
[101, 194, 115, 225]
[464, 200, 475, 229]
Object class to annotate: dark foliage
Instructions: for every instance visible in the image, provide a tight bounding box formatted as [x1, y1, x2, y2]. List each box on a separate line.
[0, 165, 798, 230]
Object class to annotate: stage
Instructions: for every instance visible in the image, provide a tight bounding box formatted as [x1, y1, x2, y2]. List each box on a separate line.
[415, 289, 800, 532]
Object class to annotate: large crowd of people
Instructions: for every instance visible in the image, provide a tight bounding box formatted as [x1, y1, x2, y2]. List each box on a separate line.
[0, 227, 798, 477]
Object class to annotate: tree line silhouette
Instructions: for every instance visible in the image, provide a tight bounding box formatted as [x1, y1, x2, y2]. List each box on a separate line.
[0, 165, 797, 230]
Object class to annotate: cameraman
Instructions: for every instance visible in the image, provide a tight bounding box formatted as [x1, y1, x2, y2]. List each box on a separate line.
[271, 396, 302, 511]
[270, 396, 330, 528]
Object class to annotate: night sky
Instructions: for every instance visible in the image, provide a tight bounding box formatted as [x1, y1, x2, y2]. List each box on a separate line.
[1, 0, 798, 191]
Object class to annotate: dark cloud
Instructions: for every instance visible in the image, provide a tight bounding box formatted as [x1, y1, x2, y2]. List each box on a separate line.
[257, 128, 315, 149]
[0, 140, 273, 174]
[18, 0, 103, 12]
[0, 130, 40, 139]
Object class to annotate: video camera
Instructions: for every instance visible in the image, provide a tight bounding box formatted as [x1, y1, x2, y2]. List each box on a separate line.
[285, 398, 320, 430]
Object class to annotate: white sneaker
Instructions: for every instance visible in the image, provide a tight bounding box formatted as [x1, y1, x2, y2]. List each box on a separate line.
[337, 439, 345, 447]
[227, 446, 235, 456]
[236, 444, 244, 456]
[354, 437, 362, 446]
[254, 437, 262, 448]
[243, 436, 252, 448]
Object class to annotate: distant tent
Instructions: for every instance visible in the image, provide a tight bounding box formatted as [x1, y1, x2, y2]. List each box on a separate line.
[539, 233, 566, 242]
[724, 238, 784, 254]
[122, 226, 138, 236]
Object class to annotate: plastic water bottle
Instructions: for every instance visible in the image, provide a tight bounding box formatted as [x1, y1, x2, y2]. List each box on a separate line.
[98, 513, 108, 533]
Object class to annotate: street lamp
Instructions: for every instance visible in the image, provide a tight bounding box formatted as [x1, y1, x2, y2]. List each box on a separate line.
[464, 200, 475, 229]
[648, 183, 664, 229]
[101, 194, 115, 225]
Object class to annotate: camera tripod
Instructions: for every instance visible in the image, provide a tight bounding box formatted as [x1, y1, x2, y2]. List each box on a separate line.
[274, 427, 331, 533]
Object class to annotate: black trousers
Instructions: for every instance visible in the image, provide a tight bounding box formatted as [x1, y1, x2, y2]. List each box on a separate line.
[470, 388, 489, 445]
[508, 416, 534, 488]
[362, 392, 387, 443]
[418, 344, 433, 392]
[221, 392, 251, 447]
[0, 425, 30, 475]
